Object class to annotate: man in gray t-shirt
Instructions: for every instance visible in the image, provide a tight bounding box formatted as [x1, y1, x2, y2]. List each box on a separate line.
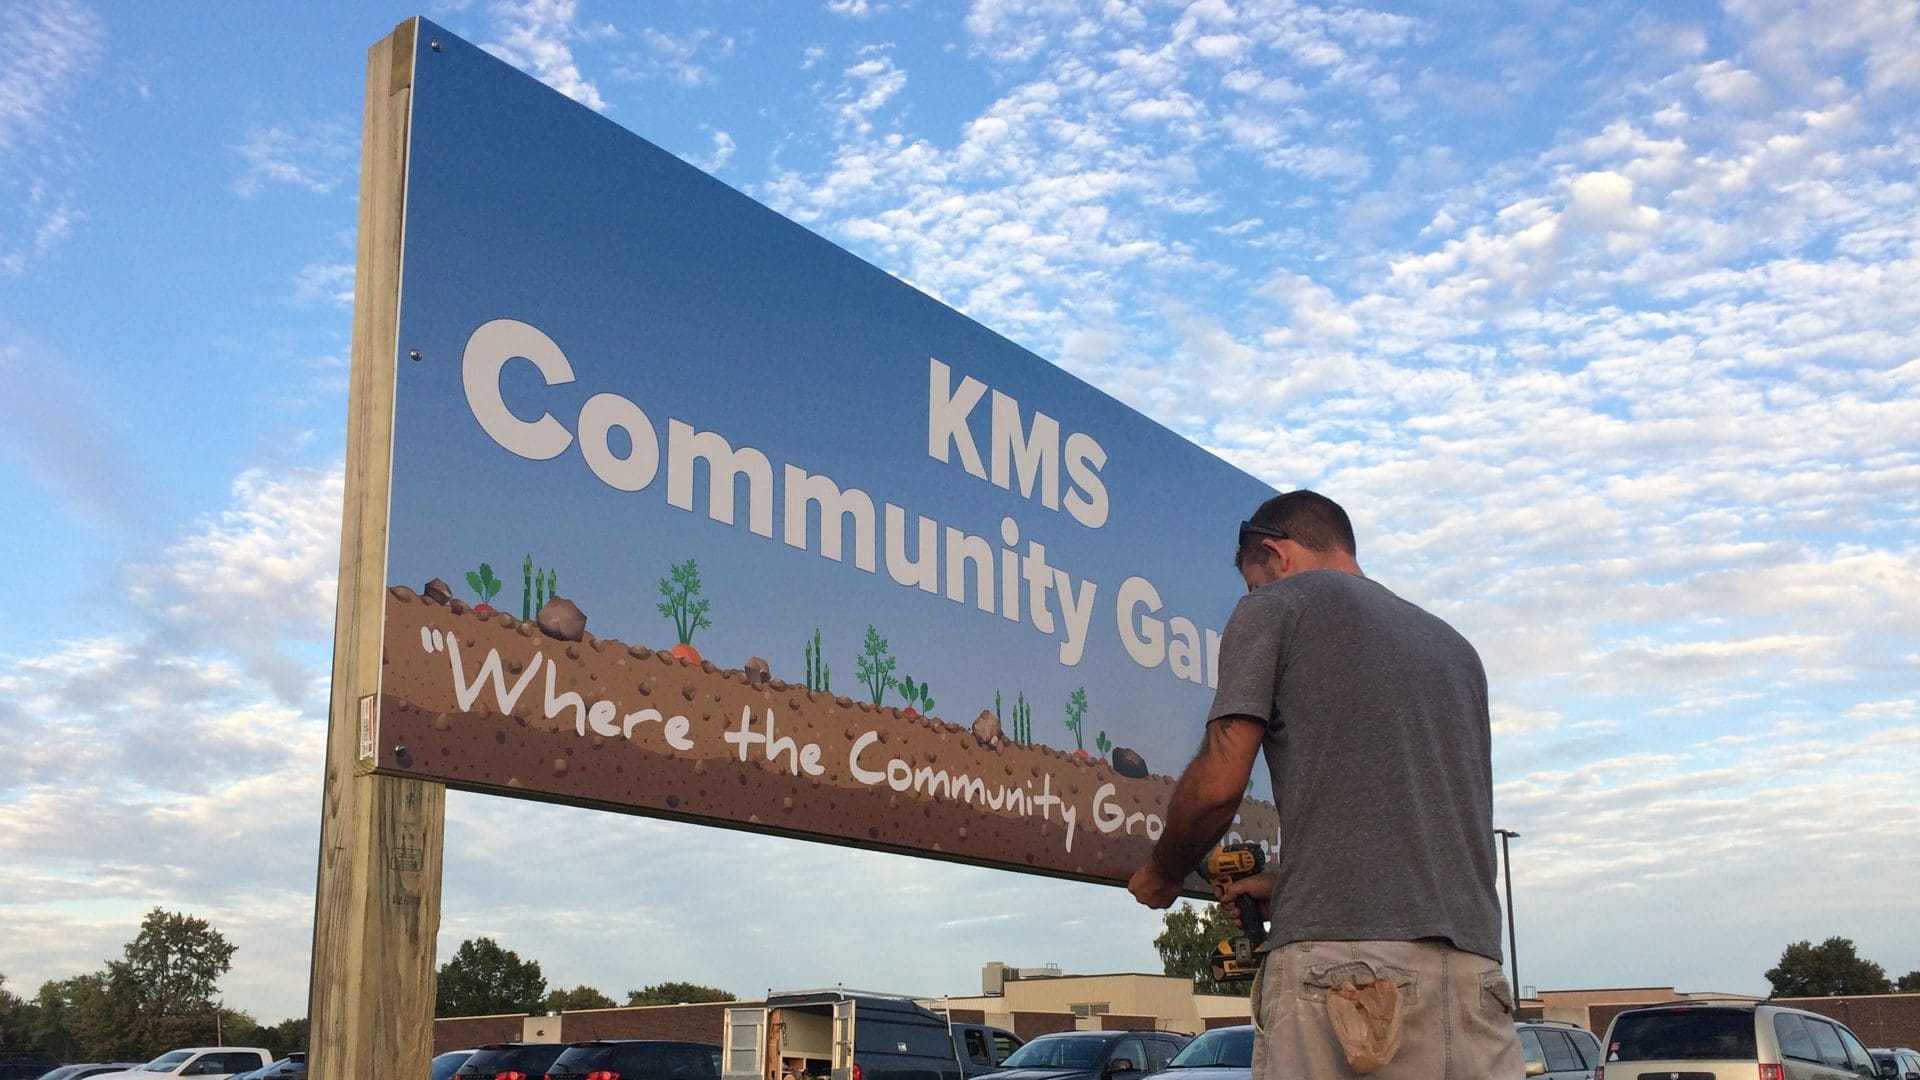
[1128, 490, 1520, 1079]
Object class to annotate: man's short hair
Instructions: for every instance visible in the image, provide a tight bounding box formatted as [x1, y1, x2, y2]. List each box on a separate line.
[1235, 490, 1356, 568]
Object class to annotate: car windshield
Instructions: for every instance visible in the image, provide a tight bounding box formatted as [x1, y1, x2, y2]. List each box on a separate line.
[1166, 1030, 1253, 1069]
[1608, 1010, 1757, 1061]
[1001, 1036, 1112, 1069]
[141, 1052, 194, 1071]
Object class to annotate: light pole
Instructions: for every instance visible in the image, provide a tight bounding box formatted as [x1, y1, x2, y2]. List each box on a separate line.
[1495, 828, 1521, 1002]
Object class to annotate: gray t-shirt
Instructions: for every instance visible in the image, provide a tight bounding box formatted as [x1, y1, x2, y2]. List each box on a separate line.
[1209, 568, 1503, 961]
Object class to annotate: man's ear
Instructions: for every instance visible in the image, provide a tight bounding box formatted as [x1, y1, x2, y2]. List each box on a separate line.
[1262, 537, 1289, 572]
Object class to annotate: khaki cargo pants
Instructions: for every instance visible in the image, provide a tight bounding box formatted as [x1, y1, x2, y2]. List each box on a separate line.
[1251, 940, 1523, 1079]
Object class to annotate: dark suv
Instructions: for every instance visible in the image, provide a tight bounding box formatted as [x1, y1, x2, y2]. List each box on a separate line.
[0, 1054, 60, 1080]
[976, 1030, 1190, 1080]
[451, 1041, 568, 1080]
[545, 1040, 720, 1080]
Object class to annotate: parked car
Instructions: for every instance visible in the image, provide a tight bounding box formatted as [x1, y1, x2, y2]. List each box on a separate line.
[545, 1039, 719, 1080]
[430, 1049, 477, 1080]
[953, 1023, 1025, 1078]
[33, 1066, 144, 1080]
[1142, 1024, 1251, 1080]
[450, 1042, 567, 1080]
[1872, 1047, 1920, 1080]
[1516, 1018, 1601, 1079]
[975, 1029, 1190, 1080]
[89, 1048, 273, 1080]
[1596, 1002, 1878, 1079]
[0, 1054, 58, 1080]
[228, 1053, 305, 1080]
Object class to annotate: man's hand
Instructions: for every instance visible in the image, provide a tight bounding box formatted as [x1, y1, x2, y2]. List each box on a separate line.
[1215, 869, 1274, 928]
[1127, 863, 1185, 910]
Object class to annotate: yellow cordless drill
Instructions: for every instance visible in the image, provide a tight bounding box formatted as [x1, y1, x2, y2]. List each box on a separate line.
[1205, 842, 1268, 982]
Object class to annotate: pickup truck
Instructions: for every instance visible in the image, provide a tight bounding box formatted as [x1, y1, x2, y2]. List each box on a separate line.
[724, 990, 1024, 1080]
[92, 1047, 274, 1079]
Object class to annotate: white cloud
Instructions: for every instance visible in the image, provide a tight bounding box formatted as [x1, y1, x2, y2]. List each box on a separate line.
[0, 0, 104, 274]
[483, 0, 613, 111]
[626, 26, 736, 87]
[0, 0, 102, 156]
[293, 261, 355, 306]
[229, 120, 356, 198]
[683, 128, 736, 173]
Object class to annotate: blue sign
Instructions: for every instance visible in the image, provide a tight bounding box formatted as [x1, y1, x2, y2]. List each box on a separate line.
[371, 20, 1278, 884]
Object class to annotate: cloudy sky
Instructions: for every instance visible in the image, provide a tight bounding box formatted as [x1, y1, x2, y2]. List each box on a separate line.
[2, 0, 1917, 1027]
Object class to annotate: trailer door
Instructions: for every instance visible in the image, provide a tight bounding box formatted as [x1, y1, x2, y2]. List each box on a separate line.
[726, 1007, 769, 1080]
[832, 999, 855, 1080]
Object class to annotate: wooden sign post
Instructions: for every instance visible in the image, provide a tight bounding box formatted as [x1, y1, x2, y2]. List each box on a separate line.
[309, 20, 445, 1080]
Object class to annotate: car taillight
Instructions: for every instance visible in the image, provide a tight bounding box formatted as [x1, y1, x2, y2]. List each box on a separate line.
[1592, 1068, 1602, 1080]
[1758, 1067, 1784, 1080]
[854, 1065, 863, 1080]
[496, 1072, 527, 1080]
[585, 1072, 621, 1080]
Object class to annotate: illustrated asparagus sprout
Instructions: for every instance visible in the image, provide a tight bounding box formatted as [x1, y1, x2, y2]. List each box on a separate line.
[522, 557, 560, 619]
[805, 629, 831, 691]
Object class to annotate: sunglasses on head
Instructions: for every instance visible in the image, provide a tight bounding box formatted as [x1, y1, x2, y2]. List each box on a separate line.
[1238, 520, 1290, 546]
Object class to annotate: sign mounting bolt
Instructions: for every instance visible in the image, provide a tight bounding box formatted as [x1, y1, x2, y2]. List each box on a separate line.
[409, 349, 422, 362]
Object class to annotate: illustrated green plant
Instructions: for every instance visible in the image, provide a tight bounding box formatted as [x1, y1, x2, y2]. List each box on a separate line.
[466, 562, 502, 606]
[1011, 692, 1031, 744]
[1096, 730, 1112, 758]
[522, 556, 559, 619]
[899, 676, 935, 714]
[805, 629, 831, 691]
[657, 558, 712, 646]
[1065, 687, 1088, 750]
[856, 624, 897, 705]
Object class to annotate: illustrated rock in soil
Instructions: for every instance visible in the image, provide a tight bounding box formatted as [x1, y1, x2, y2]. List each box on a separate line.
[744, 656, 771, 687]
[972, 709, 1003, 748]
[1112, 746, 1149, 779]
[537, 595, 587, 641]
[423, 578, 455, 605]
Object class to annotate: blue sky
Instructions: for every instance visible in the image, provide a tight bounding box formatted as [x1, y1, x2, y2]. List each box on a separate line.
[3, 0, 1917, 1026]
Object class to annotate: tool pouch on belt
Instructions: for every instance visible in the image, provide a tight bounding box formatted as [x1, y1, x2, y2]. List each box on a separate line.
[1326, 978, 1405, 1074]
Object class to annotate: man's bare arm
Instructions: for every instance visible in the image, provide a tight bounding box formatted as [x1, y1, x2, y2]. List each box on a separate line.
[1128, 715, 1266, 908]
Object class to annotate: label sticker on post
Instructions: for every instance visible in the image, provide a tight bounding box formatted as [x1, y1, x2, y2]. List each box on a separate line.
[358, 695, 376, 762]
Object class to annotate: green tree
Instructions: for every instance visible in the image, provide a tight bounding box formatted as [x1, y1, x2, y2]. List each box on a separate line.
[265, 1015, 310, 1057]
[436, 938, 547, 1017]
[1153, 902, 1250, 997]
[108, 908, 237, 1053]
[544, 985, 618, 1012]
[35, 971, 140, 1062]
[0, 974, 32, 1052]
[626, 982, 737, 1006]
[1765, 937, 1893, 997]
[1896, 970, 1920, 992]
